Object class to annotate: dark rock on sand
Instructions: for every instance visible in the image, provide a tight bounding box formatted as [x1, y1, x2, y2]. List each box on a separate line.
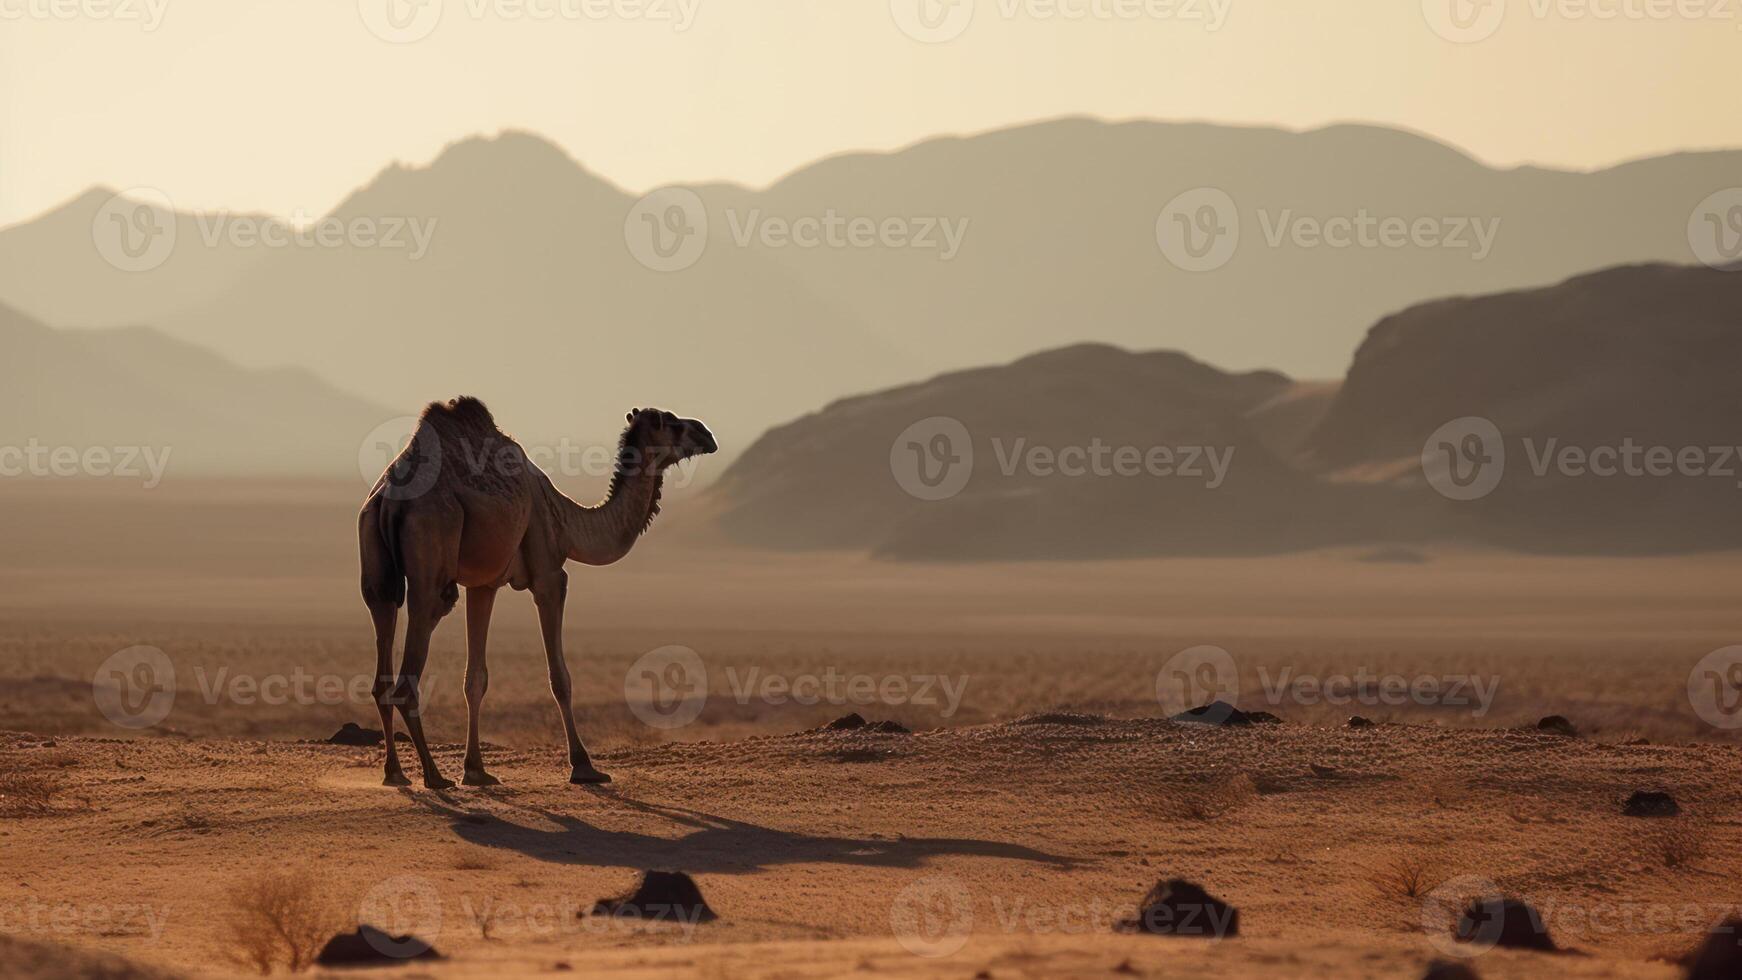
[1622, 790, 1680, 817]
[1422, 960, 1481, 980]
[1686, 916, 1742, 979]
[1536, 715, 1578, 737]
[823, 713, 909, 733]
[592, 870, 717, 924]
[1456, 896, 1555, 951]
[315, 925, 441, 965]
[327, 723, 382, 746]
[1170, 701, 1253, 726]
[1116, 879, 1239, 938]
[1347, 715, 1375, 728]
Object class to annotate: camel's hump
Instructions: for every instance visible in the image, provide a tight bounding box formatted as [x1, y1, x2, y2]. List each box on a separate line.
[419, 396, 498, 432]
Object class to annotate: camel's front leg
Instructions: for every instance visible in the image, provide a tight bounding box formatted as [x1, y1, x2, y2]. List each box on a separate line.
[532, 571, 611, 784]
[462, 585, 501, 786]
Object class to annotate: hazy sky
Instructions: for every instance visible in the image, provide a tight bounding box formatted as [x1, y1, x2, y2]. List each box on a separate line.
[2, 0, 1738, 226]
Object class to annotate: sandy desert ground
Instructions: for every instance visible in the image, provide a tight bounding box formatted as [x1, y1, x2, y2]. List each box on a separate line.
[3, 480, 1741, 978]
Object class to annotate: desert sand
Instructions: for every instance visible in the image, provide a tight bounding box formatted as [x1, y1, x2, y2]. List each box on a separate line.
[3, 480, 1740, 978]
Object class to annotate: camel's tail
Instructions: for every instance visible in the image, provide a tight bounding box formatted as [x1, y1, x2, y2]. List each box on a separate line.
[359, 496, 406, 609]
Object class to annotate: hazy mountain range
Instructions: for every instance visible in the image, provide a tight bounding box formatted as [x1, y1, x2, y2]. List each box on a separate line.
[2, 117, 1736, 452]
[700, 342, 1376, 558]
[0, 302, 394, 478]
[704, 263, 1742, 558]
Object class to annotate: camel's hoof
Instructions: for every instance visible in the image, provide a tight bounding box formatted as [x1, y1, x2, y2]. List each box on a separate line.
[424, 775, 457, 790]
[383, 771, 412, 787]
[569, 765, 612, 785]
[462, 770, 501, 787]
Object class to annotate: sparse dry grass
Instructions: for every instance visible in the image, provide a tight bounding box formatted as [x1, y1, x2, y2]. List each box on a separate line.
[223, 869, 341, 974]
[0, 752, 77, 817]
[1166, 770, 1259, 821]
[1368, 850, 1444, 900]
[1645, 819, 1711, 870]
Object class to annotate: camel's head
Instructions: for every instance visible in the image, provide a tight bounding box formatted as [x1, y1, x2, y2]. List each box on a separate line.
[623, 408, 718, 470]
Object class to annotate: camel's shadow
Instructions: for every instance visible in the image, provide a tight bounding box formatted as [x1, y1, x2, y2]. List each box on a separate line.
[407, 788, 1077, 875]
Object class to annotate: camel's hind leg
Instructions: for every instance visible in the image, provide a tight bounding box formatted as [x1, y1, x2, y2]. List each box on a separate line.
[391, 586, 458, 790]
[461, 585, 500, 786]
[387, 510, 462, 790]
[360, 500, 410, 786]
[368, 602, 409, 786]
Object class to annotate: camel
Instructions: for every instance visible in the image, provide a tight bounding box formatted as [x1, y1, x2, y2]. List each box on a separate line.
[358, 398, 717, 789]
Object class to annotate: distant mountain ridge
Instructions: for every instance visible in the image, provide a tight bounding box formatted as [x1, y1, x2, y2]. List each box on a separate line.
[0, 302, 396, 477]
[703, 262, 1742, 558]
[2, 117, 1736, 454]
[703, 342, 1373, 558]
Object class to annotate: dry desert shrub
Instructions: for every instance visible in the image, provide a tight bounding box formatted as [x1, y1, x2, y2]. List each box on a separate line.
[1646, 819, 1710, 870]
[223, 870, 342, 974]
[1166, 770, 1259, 821]
[0, 754, 71, 817]
[1368, 850, 1444, 899]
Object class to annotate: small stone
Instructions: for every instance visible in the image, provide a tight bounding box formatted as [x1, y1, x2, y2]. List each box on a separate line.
[1687, 916, 1742, 980]
[1116, 879, 1239, 938]
[591, 870, 717, 924]
[1536, 715, 1578, 737]
[1622, 790, 1680, 817]
[315, 925, 440, 965]
[1455, 896, 1554, 951]
[326, 723, 382, 747]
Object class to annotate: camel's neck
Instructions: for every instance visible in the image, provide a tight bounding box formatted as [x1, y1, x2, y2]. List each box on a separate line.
[553, 462, 665, 566]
